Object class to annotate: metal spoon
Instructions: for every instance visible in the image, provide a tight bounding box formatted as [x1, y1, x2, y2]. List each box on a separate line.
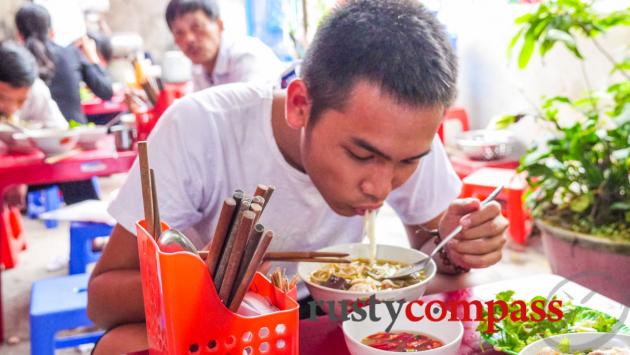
[382, 185, 504, 280]
[157, 229, 199, 254]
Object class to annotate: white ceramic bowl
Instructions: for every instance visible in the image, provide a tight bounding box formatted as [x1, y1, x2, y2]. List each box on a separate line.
[297, 243, 436, 318]
[74, 126, 108, 149]
[22, 129, 79, 155]
[343, 302, 464, 355]
[0, 125, 37, 153]
[518, 332, 630, 355]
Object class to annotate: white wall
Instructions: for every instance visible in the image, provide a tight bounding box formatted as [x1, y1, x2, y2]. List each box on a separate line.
[437, 0, 629, 128]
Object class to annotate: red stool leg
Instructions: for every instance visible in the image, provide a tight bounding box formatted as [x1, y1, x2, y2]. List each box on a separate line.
[506, 188, 527, 244]
[1, 208, 27, 269]
[10, 208, 26, 251]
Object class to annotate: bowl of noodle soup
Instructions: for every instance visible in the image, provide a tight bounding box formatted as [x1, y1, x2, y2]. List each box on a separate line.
[297, 243, 436, 318]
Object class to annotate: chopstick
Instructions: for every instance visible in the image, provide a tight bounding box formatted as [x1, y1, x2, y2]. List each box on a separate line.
[254, 184, 268, 198]
[231, 223, 264, 301]
[44, 149, 80, 164]
[263, 251, 350, 263]
[205, 198, 237, 277]
[263, 185, 275, 209]
[214, 190, 246, 287]
[263, 257, 351, 263]
[265, 251, 349, 259]
[228, 230, 273, 312]
[218, 210, 256, 303]
[199, 250, 351, 263]
[137, 142, 155, 239]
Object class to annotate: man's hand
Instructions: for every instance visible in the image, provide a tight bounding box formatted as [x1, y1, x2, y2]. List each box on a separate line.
[4, 184, 27, 209]
[438, 198, 508, 269]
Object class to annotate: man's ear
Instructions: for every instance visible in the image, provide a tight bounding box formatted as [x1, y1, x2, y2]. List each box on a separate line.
[216, 18, 224, 33]
[285, 79, 312, 129]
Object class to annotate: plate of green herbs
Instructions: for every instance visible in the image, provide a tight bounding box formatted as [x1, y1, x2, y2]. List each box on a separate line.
[477, 290, 630, 354]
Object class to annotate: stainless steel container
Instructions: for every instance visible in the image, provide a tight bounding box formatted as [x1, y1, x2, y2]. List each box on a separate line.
[110, 125, 134, 151]
[455, 129, 515, 161]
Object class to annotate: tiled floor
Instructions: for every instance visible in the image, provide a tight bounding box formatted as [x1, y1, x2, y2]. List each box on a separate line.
[0, 175, 550, 354]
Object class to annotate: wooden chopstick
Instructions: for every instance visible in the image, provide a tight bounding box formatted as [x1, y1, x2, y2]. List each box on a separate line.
[264, 251, 349, 259]
[228, 230, 273, 312]
[137, 142, 154, 239]
[200, 250, 351, 262]
[249, 202, 263, 223]
[263, 257, 351, 263]
[214, 191, 247, 287]
[205, 198, 237, 277]
[231, 223, 264, 301]
[219, 210, 256, 304]
[262, 185, 275, 209]
[254, 184, 268, 198]
[149, 169, 162, 238]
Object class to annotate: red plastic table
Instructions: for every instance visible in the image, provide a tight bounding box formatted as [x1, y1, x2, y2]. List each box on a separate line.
[81, 92, 128, 117]
[298, 274, 630, 354]
[0, 139, 136, 342]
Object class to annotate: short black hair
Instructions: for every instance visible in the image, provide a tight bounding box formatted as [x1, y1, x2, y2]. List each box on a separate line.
[165, 0, 221, 29]
[0, 41, 38, 88]
[302, 0, 458, 125]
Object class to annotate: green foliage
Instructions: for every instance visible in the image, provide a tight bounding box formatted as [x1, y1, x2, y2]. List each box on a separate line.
[509, 0, 630, 69]
[506, 0, 630, 240]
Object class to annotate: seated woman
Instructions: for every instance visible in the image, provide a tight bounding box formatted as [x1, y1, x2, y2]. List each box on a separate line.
[15, 3, 114, 204]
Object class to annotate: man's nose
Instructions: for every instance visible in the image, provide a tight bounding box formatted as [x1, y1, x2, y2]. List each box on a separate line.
[1, 103, 19, 116]
[360, 166, 394, 202]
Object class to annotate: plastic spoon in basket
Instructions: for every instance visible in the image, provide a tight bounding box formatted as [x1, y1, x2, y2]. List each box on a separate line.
[382, 185, 504, 280]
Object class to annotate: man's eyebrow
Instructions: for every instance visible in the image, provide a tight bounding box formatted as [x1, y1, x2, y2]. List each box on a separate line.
[350, 137, 431, 162]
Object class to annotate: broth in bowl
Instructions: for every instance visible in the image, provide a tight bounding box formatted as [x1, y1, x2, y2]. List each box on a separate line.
[310, 258, 426, 292]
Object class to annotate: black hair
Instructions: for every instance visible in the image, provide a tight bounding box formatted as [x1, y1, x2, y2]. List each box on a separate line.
[88, 31, 113, 63]
[165, 0, 221, 29]
[15, 3, 56, 85]
[302, 0, 458, 125]
[0, 41, 38, 88]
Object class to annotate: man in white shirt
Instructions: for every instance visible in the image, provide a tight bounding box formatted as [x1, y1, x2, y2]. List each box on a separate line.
[88, 1, 508, 353]
[0, 41, 67, 208]
[166, 0, 285, 92]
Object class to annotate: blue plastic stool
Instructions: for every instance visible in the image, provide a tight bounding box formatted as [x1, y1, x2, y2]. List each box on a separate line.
[27, 177, 102, 229]
[27, 185, 61, 229]
[30, 274, 104, 355]
[69, 222, 113, 275]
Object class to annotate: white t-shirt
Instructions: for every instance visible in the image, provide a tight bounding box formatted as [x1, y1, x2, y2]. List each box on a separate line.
[191, 34, 285, 92]
[108, 83, 462, 296]
[17, 78, 68, 129]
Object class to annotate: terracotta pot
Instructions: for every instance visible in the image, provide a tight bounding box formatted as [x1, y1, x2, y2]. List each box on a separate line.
[537, 219, 630, 306]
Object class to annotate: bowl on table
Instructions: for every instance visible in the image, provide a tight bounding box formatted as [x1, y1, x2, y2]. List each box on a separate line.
[518, 332, 630, 355]
[297, 243, 436, 318]
[19, 128, 80, 155]
[0, 124, 37, 153]
[455, 129, 515, 161]
[73, 125, 109, 149]
[342, 301, 464, 354]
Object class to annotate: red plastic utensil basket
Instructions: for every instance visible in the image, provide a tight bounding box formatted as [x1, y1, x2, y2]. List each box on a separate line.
[136, 220, 299, 354]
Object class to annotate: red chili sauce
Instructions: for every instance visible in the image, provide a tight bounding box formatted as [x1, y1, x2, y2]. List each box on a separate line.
[362, 331, 444, 352]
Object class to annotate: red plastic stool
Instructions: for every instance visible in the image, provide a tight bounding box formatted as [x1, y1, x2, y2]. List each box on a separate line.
[439, 106, 470, 144]
[1, 207, 27, 269]
[460, 168, 530, 245]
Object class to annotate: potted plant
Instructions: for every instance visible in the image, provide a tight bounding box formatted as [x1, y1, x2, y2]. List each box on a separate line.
[497, 0, 630, 304]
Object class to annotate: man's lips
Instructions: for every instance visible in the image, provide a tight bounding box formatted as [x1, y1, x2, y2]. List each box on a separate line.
[354, 204, 383, 215]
